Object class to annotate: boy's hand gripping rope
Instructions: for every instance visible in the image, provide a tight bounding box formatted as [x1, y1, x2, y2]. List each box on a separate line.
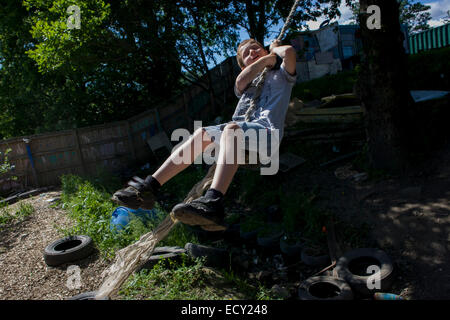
[244, 0, 301, 122]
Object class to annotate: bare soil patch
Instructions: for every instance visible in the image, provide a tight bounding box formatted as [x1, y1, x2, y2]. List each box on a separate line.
[0, 191, 109, 300]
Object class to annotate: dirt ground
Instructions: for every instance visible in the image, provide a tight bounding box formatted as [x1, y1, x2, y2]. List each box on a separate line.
[289, 141, 450, 300]
[0, 191, 109, 300]
[0, 142, 449, 300]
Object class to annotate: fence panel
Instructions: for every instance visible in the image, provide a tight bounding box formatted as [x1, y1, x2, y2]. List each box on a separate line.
[0, 57, 238, 194]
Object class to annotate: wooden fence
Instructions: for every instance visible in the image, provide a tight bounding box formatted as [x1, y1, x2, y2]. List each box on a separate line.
[0, 57, 240, 194]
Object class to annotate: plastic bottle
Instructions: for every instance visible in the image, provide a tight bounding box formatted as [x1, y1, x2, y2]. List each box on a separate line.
[374, 292, 404, 300]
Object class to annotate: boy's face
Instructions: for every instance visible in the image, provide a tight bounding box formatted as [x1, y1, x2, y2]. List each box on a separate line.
[240, 42, 268, 69]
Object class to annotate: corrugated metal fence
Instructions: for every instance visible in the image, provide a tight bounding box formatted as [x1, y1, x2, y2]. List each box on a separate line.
[409, 23, 450, 54]
[0, 57, 240, 193]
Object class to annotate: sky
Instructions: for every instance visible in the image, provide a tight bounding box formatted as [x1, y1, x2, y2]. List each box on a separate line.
[231, 0, 449, 58]
[211, 0, 448, 68]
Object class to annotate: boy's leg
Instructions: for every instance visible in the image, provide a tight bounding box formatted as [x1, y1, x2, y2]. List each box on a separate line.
[112, 128, 214, 209]
[209, 122, 241, 195]
[171, 122, 242, 230]
[152, 127, 214, 185]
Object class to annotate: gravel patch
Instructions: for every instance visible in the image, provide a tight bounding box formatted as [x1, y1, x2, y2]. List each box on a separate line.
[0, 190, 109, 300]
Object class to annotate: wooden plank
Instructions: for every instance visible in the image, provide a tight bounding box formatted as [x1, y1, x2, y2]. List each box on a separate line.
[295, 105, 363, 115]
[73, 129, 87, 175]
[126, 120, 137, 161]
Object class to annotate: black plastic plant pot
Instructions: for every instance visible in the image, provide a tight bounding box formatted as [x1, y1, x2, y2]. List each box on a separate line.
[240, 228, 259, 241]
[280, 236, 304, 257]
[298, 276, 354, 300]
[257, 230, 284, 248]
[139, 246, 187, 271]
[301, 247, 330, 267]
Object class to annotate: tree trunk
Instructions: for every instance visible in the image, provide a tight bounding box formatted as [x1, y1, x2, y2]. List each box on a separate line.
[190, 5, 219, 117]
[245, 0, 266, 45]
[356, 0, 416, 173]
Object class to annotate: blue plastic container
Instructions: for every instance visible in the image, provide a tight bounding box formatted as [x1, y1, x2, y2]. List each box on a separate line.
[110, 206, 158, 232]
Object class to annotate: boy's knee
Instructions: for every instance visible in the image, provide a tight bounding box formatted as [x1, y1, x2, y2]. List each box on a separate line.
[195, 127, 214, 147]
[224, 122, 241, 131]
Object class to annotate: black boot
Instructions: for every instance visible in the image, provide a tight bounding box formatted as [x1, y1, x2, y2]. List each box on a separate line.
[171, 195, 226, 231]
[111, 176, 159, 210]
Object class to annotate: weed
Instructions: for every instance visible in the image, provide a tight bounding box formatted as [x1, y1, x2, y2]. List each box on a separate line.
[160, 165, 208, 208]
[281, 191, 329, 247]
[240, 214, 264, 233]
[16, 202, 34, 219]
[0, 201, 34, 228]
[119, 257, 222, 300]
[0, 205, 13, 226]
[59, 173, 198, 259]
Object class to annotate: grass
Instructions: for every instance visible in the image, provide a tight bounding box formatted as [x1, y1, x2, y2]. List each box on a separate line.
[118, 257, 274, 300]
[0, 201, 34, 229]
[58, 173, 198, 260]
[158, 164, 208, 209]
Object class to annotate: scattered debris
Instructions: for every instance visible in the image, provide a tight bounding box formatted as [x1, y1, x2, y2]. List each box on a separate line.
[270, 284, 290, 299]
[0, 187, 52, 206]
[334, 164, 368, 182]
[279, 152, 306, 173]
[374, 292, 404, 300]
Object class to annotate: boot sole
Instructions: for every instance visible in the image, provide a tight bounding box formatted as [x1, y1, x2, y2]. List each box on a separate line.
[171, 204, 226, 231]
[111, 192, 155, 210]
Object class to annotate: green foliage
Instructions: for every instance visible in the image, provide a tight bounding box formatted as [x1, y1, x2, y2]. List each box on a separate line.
[119, 257, 274, 300]
[23, 0, 111, 73]
[240, 214, 265, 233]
[281, 190, 329, 245]
[59, 173, 197, 259]
[349, 0, 431, 33]
[257, 223, 283, 237]
[0, 148, 15, 177]
[221, 270, 275, 300]
[60, 174, 122, 258]
[407, 46, 450, 91]
[235, 169, 281, 208]
[399, 0, 431, 33]
[16, 202, 35, 218]
[161, 165, 208, 208]
[0, 201, 34, 228]
[119, 257, 222, 300]
[0, 204, 13, 227]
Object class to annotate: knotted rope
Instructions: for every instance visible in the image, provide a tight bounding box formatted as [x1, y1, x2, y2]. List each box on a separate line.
[244, 0, 301, 122]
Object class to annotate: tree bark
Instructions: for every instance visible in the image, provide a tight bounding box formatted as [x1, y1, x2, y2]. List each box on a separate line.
[244, 0, 266, 45]
[356, 0, 416, 173]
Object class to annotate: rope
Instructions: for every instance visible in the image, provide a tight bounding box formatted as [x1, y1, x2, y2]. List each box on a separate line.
[244, 0, 301, 122]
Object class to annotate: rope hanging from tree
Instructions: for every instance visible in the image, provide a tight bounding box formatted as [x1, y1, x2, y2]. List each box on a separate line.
[244, 0, 301, 122]
[94, 0, 303, 300]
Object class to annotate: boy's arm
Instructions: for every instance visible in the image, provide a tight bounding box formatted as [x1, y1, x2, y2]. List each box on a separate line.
[269, 41, 297, 76]
[235, 54, 277, 96]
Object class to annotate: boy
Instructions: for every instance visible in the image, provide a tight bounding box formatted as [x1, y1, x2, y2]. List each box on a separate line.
[112, 39, 297, 231]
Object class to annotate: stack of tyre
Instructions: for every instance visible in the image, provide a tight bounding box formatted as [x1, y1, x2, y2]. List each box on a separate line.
[298, 248, 396, 300]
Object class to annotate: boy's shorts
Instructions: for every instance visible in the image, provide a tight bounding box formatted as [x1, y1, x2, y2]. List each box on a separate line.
[203, 121, 278, 159]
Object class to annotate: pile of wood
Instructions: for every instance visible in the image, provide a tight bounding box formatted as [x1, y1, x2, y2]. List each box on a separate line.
[285, 93, 365, 126]
[284, 93, 366, 145]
